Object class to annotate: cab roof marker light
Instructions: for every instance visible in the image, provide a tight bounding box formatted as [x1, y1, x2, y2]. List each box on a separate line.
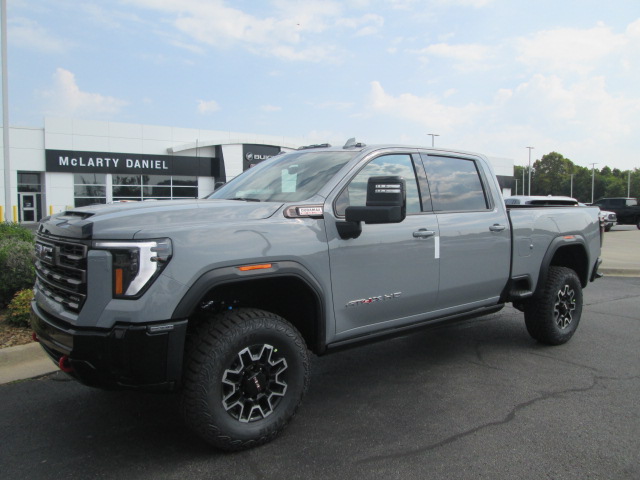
[298, 143, 331, 150]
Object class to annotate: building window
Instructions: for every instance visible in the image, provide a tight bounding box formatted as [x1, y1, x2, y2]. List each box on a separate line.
[18, 172, 42, 193]
[74, 174, 199, 206]
[74, 173, 107, 207]
[168, 175, 198, 199]
[113, 175, 142, 201]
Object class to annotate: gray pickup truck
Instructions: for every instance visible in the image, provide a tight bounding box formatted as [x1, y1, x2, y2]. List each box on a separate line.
[31, 142, 602, 451]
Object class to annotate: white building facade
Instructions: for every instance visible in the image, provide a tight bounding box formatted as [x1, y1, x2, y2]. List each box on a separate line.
[1, 118, 514, 223]
[1, 118, 303, 223]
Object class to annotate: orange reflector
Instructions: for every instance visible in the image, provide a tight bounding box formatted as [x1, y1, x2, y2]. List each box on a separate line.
[563, 235, 575, 240]
[115, 268, 124, 295]
[238, 263, 273, 272]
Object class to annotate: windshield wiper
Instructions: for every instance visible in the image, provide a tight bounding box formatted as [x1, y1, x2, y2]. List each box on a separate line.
[229, 197, 261, 202]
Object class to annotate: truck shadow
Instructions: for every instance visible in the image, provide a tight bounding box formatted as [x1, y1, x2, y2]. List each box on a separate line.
[13, 309, 550, 474]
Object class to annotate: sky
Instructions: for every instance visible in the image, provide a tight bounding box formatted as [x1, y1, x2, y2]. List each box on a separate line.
[4, 0, 640, 171]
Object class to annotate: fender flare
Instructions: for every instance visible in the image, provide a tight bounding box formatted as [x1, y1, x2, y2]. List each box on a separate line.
[170, 260, 328, 352]
[534, 234, 590, 295]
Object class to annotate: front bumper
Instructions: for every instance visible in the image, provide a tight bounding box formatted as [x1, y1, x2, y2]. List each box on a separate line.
[31, 301, 187, 391]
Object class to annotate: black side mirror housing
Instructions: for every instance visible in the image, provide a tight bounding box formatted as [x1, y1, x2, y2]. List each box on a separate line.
[337, 176, 407, 239]
[345, 176, 406, 224]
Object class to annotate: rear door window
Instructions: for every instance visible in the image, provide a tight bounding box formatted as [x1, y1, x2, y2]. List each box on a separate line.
[421, 155, 489, 212]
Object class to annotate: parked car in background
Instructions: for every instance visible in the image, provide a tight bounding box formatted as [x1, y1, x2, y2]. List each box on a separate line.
[593, 198, 640, 229]
[579, 203, 617, 232]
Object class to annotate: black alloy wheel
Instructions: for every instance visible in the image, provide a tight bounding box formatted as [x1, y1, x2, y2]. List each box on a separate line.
[524, 266, 583, 345]
[181, 308, 310, 451]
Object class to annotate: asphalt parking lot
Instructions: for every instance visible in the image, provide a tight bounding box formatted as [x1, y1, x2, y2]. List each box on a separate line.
[2, 274, 639, 480]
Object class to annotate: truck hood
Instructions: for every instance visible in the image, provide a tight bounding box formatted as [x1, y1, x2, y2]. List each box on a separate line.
[38, 199, 283, 239]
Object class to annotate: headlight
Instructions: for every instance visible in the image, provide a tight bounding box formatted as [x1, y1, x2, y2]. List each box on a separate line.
[92, 238, 172, 298]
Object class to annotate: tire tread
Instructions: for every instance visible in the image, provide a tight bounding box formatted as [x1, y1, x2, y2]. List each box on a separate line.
[524, 266, 583, 345]
[180, 308, 309, 452]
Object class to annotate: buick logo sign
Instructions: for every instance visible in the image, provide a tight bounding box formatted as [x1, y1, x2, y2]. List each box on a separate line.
[245, 152, 272, 162]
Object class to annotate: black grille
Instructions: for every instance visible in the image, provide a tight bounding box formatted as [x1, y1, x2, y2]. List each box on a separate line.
[34, 235, 88, 312]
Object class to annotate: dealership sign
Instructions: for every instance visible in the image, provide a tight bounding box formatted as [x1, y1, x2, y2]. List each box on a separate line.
[45, 149, 222, 177]
[243, 144, 282, 170]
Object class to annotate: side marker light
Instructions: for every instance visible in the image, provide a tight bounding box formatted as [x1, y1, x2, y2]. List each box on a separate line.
[238, 264, 273, 272]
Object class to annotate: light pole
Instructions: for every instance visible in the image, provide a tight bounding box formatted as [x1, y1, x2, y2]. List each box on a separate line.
[2, 0, 11, 222]
[570, 174, 574, 198]
[590, 163, 598, 203]
[526, 147, 534, 195]
[427, 133, 439, 148]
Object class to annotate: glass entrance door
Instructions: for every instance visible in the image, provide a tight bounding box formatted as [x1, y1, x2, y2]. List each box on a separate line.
[17, 172, 43, 223]
[19, 193, 37, 222]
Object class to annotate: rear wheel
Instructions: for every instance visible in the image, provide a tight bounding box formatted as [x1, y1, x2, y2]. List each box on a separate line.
[524, 266, 583, 345]
[181, 308, 310, 451]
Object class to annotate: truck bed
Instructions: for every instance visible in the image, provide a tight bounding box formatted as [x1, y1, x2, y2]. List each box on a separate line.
[507, 204, 601, 296]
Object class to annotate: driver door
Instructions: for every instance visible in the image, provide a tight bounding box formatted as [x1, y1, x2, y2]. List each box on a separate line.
[327, 153, 440, 339]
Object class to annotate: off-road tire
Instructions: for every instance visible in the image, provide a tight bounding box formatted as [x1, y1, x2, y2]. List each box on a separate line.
[181, 308, 310, 451]
[524, 266, 583, 345]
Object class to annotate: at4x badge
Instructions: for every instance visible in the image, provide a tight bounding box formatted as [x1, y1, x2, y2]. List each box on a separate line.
[346, 292, 402, 308]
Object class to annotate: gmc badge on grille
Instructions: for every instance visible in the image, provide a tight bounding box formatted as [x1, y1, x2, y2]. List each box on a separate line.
[35, 242, 55, 264]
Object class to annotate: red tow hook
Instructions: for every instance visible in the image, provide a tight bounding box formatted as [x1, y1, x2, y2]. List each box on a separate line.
[58, 355, 74, 373]
[32, 332, 39, 342]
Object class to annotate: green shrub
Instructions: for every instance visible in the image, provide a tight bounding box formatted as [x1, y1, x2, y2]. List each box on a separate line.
[5, 289, 34, 328]
[0, 222, 34, 242]
[0, 238, 36, 306]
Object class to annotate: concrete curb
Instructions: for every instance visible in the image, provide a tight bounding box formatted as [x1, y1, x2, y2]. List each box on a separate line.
[0, 342, 58, 385]
[599, 268, 640, 277]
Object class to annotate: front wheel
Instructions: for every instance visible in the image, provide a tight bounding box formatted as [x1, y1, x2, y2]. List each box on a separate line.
[181, 308, 310, 451]
[524, 266, 583, 345]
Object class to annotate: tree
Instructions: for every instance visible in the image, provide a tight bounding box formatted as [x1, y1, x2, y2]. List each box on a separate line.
[531, 152, 574, 196]
[572, 166, 592, 203]
[514, 152, 637, 202]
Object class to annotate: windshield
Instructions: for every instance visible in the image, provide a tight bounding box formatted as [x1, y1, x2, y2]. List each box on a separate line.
[207, 150, 356, 202]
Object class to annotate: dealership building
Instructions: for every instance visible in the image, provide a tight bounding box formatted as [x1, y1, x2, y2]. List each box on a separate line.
[1, 117, 514, 224]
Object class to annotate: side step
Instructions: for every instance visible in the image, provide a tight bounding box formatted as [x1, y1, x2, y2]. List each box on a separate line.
[509, 289, 533, 300]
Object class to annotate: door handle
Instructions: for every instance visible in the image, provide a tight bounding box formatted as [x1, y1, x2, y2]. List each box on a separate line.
[413, 229, 436, 238]
[489, 224, 506, 232]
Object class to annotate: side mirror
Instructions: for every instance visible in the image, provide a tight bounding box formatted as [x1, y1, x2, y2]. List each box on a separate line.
[337, 176, 406, 240]
[345, 176, 406, 224]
